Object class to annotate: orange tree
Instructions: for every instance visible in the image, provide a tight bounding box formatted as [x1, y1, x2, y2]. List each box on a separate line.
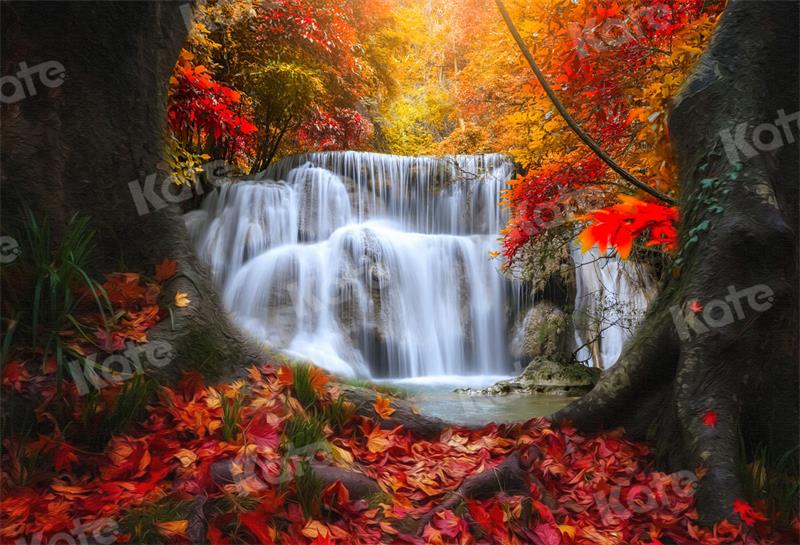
[435, 0, 723, 266]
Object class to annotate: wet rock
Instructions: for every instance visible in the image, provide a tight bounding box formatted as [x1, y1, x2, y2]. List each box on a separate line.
[455, 357, 601, 397]
[510, 301, 572, 363]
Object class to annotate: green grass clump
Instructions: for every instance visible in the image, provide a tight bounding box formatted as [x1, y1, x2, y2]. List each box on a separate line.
[282, 415, 326, 451]
[740, 442, 799, 527]
[321, 394, 354, 432]
[219, 388, 246, 443]
[293, 459, 324, 518]
[290, 363, 319, 409]
[2, 210, 110, 393]
[339, 377, 407, 399]
[119, 498, 192, 545]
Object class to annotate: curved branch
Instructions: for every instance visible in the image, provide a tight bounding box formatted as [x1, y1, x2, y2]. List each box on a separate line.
[494, 0, 678, 206]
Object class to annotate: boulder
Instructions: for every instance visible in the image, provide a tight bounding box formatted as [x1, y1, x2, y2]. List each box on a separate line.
[510, 301, 572, 363]
[456, 357, 601, 397]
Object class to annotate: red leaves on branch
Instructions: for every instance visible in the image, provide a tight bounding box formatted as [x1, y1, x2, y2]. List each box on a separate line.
[167, 51, 256, 158]
[577, 195, 678, 258]
[297, 108, 373, 150]
[499, 0, 721, 263]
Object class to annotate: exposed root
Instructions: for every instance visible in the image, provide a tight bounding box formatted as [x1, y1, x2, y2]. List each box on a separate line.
[341, 384, 456, 440]
[308, 461, 382, 500]
[187, 496, 208, 545]
[210, 458, 381, 501]
[415, 446, 555, 535]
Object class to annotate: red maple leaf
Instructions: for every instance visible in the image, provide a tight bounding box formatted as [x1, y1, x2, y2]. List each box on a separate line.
[702, 409, 718, 427]
[53, 442, 80, 472]
[733, 498, 768, 526]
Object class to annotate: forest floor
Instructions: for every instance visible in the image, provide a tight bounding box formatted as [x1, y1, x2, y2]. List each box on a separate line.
[1, 263, 795, 545]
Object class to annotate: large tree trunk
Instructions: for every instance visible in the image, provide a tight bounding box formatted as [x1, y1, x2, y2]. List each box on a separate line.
[554, 0, 799, 523]
[1, 2, 264, 379]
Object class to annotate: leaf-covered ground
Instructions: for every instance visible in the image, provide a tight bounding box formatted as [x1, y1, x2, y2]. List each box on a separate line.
[1, 263, 795, 545]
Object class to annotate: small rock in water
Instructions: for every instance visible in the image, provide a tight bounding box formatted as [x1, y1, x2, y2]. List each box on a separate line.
[455, 357, 601, 397]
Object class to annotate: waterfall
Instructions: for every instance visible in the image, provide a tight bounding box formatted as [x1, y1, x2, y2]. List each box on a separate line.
[570, 243, 655, 369]
[186, 152, 519, 378]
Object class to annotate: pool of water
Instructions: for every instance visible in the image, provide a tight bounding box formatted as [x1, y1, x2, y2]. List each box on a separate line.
[380, 376, 574, 427]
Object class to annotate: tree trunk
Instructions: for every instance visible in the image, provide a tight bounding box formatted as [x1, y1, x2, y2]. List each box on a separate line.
[554, 0, 799, 524]
[1, 1, 265, 379]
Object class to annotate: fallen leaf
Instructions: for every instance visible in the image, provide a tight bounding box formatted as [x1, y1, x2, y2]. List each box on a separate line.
[155, 258, 178, 282]
[374, 394, 396, 420]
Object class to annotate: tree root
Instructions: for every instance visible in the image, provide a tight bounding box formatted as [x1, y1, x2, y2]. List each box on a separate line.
[415, 446, 555, 535]
[340, 384, 457, 440]
[210, 458, 381, 501]
[308, 461, 382, 500]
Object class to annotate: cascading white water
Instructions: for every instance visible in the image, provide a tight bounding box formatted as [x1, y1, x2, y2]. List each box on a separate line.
[571, 243, 655, 369]
[186, 150, 653, 379]
[186, 152, 520, 378]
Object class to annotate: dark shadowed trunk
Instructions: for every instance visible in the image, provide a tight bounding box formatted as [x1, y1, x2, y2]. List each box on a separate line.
[554, 0, 799, 523]
[1, 1, 264, 378]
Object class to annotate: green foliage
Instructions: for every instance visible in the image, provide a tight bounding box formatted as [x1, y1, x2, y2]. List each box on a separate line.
[293, 459, 324, 518]
[219, 388, 246, 443]
[1, 210, 110, 391]
[740, 440, 800, 527]
[320, 394, 355, 432]
[382, 86, 455, 155]
[120, 497, 192, 545]
[246, 61, 325, 122]
[290, 363, 319, 410]
[282, 415, 326, 451]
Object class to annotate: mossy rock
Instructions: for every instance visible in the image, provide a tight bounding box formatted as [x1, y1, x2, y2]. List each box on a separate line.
[517, 358, 601, 395]
[456, 358, 601, 397]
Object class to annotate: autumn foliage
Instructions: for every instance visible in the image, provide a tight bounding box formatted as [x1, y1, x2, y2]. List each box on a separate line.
[487, 0, 721, 262]
[371, 0, 718, 261]
[168, 51, 257, 163]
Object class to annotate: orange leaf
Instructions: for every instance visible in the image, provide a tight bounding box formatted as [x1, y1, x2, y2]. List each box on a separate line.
[155, 258, 178, 282]
[308, 366, 330, 396]
[373, 394, 396, 420]
[157, 520, 188, 538]
[366, 426, 392, 453]
[53, 443, 79, 472]
[174, 291, 191, 308]
[277, 365, 293, 387]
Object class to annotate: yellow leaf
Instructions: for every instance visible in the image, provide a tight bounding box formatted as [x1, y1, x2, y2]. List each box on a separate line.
[173, 449, 197, 467]
[330, 443, 354, 465]
[175, 291, 191, 307]
[157, 520, 188, 538]
[559, 525, 576, 539]
[301, 520, 329, 539]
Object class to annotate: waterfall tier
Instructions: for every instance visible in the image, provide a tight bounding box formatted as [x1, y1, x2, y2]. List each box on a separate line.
[186, 151, 652, 379]
[186, 152, 520, 378]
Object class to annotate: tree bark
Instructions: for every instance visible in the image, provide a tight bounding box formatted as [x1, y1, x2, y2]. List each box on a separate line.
[554, 0, 799, 524]
[1, 1, 265, 379]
